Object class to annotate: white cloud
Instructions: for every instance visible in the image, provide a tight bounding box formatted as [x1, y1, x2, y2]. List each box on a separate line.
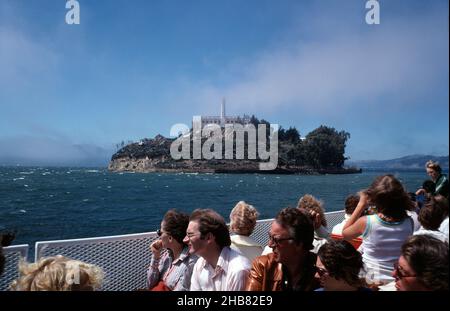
[182, 4, 448, 117]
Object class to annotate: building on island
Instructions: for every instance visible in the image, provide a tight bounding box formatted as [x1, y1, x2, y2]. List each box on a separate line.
[199, 98, 251, 128]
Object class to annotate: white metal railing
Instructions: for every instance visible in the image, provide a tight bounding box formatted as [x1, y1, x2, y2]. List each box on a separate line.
[1, 210, 346, 291]
[0, 244, 28, 291]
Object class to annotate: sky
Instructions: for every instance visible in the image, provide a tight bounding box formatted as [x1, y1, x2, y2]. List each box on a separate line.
[0, 0, 448, 166]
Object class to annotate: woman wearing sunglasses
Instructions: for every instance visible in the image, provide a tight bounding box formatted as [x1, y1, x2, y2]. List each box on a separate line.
[393, 235, 448, 291]
[147, 209, 198, 291]
[315, 240, 370, 291]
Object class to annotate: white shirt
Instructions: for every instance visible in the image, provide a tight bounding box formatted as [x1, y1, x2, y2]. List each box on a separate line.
[230, 234, 263, 263]
[190, 246, 251, 291]
[439, 217, 449, 239]
[413, 227, 448, 243]
[331, 214, 351, 235]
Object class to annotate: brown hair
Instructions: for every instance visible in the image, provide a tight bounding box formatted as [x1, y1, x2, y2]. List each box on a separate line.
[344, 195, 360, 215]
[275, 207, 314, 251]
[163, 209, 190, 244]
[365, 175, 413, 221]
[418, 195, 449, 230]
[318, 240, 364, 288]
[190, 209, 231, 248]
[297, 194, 327, 227]
[401, 235, 449, 291]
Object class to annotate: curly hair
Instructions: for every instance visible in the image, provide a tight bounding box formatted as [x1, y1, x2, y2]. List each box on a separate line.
[297, 194, 327, 227]
[229, 201, 259, 236]
[10, 255, 104, 291]
[275, 207, 314, 251]
[163, 209, 190, 244]
[365, 175, 413, 220]
[190, 209, 231, 248]
[418, 195, 449, 230]
[401, 235, 449, 291]
[318, 240, 364, 288]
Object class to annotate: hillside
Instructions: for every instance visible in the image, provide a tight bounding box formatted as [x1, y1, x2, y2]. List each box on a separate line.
[347, 155, 449, 170]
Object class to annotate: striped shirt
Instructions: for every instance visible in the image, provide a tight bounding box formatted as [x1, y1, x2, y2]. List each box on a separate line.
[147, 245, 198, 291]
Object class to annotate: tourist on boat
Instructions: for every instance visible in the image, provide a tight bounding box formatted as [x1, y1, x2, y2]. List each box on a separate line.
[10, 255, 104, 291]
[413, 195, 449, 243]
[315, 240, 370, 291]
[297, 194, 329, 252]
[246, 207, 318, 291]
[416, 160, 449, 199]
[297, 194, 329, 238]
[184, 209, 251, 291]
[147, 209, 197, 291]
[229, 201, 263, 262]
[331, 194, 360, 235]
[393, 235, 448, 291]
[342, 175, 415, 286]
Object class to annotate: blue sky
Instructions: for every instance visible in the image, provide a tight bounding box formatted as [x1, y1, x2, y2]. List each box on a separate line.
[0, 0, 448, 166]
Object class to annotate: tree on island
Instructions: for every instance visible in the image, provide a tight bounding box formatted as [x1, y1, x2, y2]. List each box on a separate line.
[299, 126, 350, 169]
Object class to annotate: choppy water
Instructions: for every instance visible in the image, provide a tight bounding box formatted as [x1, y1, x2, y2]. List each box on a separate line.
[0, 167, 431, 248]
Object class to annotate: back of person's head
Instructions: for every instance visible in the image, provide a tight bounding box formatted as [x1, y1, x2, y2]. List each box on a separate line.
[418, 195, 449, 230]
[275, 207, 314, 251]
[401, 235, 448, 291]
[366, 174, 413, 220]
[297, 194, 327, 227]
[10, 255, 104, 291]
[229, 201, 259, 236]
[426, 160, 442, 174]
[344, 195, 360, 215]
[190, 209, 231, 248]
[163, 209, 190, 244]
[318, 240, 364, 288]
[422, 180, 436, 194]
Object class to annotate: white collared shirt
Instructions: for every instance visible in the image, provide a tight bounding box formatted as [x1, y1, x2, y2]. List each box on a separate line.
[190, 246, 251, 291]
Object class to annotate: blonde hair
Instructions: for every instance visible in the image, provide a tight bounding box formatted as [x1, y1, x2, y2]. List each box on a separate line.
[10, 255, 104, 291]
[229, 201, 259, 236]
[297, 194, 327, 227]
[426, 160, 442, 174]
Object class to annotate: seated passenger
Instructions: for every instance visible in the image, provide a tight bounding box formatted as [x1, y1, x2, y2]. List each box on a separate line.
[297, 194, 329, 238]
[393, 235, 448, 291]
[246, 207, 318, 291]
[332, 194, 360, 235]
[343, 175, 415, 285]
[229, 201, 263, 262]
[147, 209, 197, 291]
[10, 255, 103, 291]
[315, 240, 370, 291]
[184, 209, 251, 291]
[413, 195, 449, 243]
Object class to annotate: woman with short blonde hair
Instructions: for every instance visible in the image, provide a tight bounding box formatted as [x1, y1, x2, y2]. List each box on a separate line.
[10, 255, 104, 291]
[229, 201, 263, 262]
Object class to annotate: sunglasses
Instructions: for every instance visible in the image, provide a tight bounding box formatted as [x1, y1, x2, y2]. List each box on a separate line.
[393, 262, 416, 279]
[268, 234, 294, 246]
[315, 266, 329, 277]
[156, 229, 165, 237]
